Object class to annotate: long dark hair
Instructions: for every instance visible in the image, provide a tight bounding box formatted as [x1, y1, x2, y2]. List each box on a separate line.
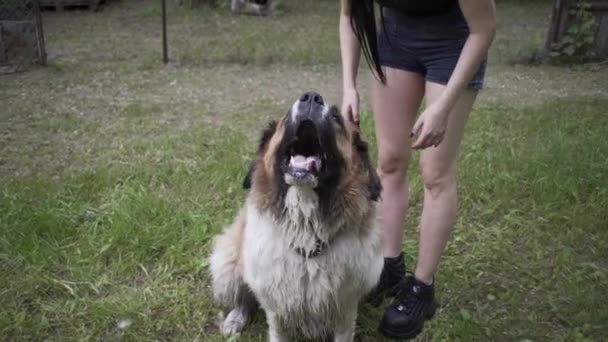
[349, 0, 387, 84]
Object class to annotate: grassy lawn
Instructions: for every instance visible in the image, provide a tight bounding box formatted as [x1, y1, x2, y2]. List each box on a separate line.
[1, 0, 607, 340]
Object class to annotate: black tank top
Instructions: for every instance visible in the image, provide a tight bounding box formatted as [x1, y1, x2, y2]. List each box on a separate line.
[375, 0, 458, 16]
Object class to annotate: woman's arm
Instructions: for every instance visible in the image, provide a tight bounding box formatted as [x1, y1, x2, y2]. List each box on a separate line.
[340, 0, 362, 123]
[340, 0, 360, 90]
[437, 0, 497, 111]
[411, 0, 496, 149]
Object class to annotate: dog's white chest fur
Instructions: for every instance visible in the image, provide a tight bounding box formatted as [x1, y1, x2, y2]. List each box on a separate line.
[242, 187, 383, 338]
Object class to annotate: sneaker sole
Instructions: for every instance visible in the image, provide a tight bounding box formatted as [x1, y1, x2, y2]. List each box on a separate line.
[377, 303, 438, 340]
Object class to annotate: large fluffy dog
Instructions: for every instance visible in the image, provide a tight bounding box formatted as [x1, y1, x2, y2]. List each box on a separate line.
[209, 91, 383, 341]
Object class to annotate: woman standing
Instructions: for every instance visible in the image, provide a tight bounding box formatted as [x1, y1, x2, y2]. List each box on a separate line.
[339, 0, 496, 339]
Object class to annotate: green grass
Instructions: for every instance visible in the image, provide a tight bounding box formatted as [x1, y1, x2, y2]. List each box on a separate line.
[1, 0, 607, 340]
[2, 97, 607, 341]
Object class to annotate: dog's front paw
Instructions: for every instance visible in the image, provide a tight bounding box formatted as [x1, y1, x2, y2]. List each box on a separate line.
[220, 308, 249, 336]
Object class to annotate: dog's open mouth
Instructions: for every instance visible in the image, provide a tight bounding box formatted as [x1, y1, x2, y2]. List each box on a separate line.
[285, 120, 324, 186]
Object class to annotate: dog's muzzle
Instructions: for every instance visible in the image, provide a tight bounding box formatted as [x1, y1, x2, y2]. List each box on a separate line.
[284, 91, 330, 187]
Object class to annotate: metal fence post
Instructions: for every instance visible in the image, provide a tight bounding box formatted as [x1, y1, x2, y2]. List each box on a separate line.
[162, 0, 168, 64]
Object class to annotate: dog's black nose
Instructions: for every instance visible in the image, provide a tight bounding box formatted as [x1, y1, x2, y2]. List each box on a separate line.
[299, 91, 324, 106]
[293, 91, 326, 122]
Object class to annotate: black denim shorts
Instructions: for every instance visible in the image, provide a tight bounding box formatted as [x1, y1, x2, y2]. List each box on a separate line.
[377, 6, 487, 89]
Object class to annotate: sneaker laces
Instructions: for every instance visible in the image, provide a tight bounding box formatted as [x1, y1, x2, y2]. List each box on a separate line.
[393, 272, 421, 314]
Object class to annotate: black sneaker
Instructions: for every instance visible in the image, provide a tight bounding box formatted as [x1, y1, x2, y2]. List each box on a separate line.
[365, 253, 406, 307]
[378, 273, 438, 340]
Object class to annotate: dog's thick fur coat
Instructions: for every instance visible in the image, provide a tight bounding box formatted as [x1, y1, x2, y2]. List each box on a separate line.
[209, 93, 383, 341]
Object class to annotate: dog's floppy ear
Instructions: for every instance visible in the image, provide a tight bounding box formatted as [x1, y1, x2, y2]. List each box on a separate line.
[353, 130, 382, 201]
[243, 120, 278, 189]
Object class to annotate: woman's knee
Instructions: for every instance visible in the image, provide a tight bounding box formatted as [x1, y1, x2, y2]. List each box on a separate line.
[378, 150, 409, 180]
[420, 160, 456, 198]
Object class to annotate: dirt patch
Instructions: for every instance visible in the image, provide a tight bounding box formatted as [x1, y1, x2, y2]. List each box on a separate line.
[110, 61, 608, 119]
[478, 63, 608, 107]
[2, 61, 607, 180]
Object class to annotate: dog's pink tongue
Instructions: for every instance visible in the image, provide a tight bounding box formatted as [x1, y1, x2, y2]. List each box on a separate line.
[290, 155, 322, 171]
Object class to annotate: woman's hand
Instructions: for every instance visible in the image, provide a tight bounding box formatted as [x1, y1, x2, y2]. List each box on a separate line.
[411, 102, 450, 149]
[342, 87, 360, 126]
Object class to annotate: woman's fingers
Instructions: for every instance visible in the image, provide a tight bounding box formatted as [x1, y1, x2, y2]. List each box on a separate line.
[412, 128, 431, 149]
[351, 104, 360, 125]
[342, 95, 360, 125]
[342, 104, 353, 122]
[431, 135, 442, 148]
[411, 117, 423, 138]
[413, 130, 445, 149]
[431, 130, 445, 147]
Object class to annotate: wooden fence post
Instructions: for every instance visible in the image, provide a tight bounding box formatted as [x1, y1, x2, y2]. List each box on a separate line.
[33, 0, 47, 66]
[545, 0, 608, 58]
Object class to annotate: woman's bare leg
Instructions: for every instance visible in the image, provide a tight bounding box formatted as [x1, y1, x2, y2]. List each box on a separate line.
[372, 67, 425, 258]
[414, 81, 478, 284]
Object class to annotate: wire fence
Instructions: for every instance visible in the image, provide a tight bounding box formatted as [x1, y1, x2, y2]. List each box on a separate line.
[0, 0, 46, 74]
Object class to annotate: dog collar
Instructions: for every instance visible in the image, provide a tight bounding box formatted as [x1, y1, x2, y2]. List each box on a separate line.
[294, 237, 328, 258]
